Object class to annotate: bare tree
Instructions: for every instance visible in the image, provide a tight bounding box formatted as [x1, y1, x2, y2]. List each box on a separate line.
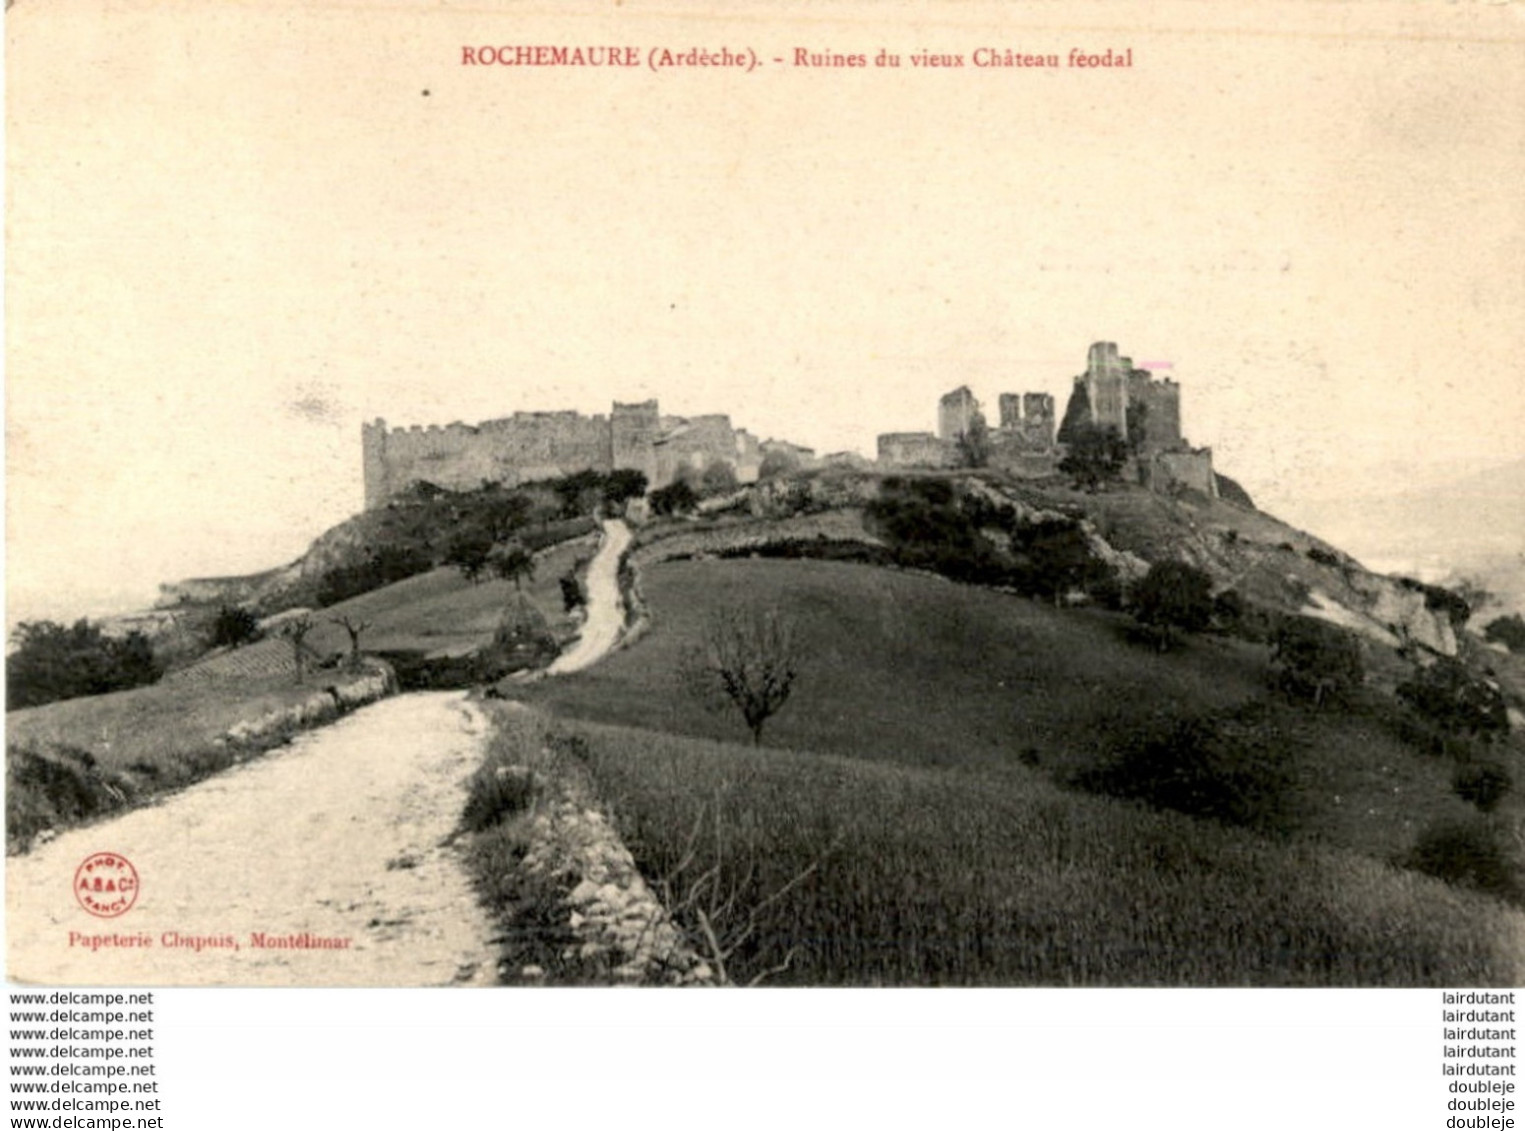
[682, 607, 802, 745]
[327, 614, 371, 671]
[280, 614, 315, 685]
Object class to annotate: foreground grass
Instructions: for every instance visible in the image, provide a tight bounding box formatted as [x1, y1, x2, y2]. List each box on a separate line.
[519, 710, 1524, 986]
[6, 665, 389, 852]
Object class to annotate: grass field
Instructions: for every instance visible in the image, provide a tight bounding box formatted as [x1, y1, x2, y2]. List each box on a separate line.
[521, 558, 1501, 865]
[170, 537, 596, 684]
[6, 665, 390, 852]
[480, 705, 1524, 986]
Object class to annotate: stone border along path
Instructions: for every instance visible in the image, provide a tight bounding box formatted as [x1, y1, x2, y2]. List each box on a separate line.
[6, 692, 498, 986]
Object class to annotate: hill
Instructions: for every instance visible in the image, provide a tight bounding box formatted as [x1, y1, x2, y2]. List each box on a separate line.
[503, 555, 1524, 985]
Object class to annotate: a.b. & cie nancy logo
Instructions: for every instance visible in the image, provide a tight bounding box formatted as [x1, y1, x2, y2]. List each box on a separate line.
[74, 852, 140, 918]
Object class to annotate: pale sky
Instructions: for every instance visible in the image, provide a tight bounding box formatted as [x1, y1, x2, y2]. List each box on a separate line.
[7, 0, 1524, 623]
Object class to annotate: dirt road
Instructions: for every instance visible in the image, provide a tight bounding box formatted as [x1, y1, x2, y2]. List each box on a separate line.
[6, 692, 498, 986]
[547, 518, 631, 675]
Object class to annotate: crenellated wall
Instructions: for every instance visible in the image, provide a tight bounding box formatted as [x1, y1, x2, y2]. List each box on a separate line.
[364, 400, 767, 507]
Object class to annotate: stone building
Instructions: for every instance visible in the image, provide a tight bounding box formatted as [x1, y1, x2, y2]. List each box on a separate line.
[938, 386, 981, 442]
[875, 341, 1217, 496]
[1057, 341, 1182, 453]
[362, 399, 762, 509]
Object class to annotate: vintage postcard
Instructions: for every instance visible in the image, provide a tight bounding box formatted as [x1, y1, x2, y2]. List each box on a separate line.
[6, 0, 1524, 995]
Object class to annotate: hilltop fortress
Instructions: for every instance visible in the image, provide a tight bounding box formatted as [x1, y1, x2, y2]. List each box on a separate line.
[879, 341, 1217, 495]
[362, 401, 770, 509]
[363, 342, 1217, 507]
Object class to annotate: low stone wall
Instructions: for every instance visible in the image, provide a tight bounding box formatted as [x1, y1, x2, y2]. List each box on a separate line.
[220, 666, 398, 745]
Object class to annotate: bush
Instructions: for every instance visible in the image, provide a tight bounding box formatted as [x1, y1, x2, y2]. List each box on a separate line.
[316, 545, 434, 605]
[1484, 614, 1525, 654]
[1406, 818, 1517, 900]
[209, 605, 261, 649]
[1271, 617, 1364, 708]
[1453, 762, 1512, 813]
[6, 744, 137, 852]
[6, 620, 163, 710]
[1397, 658, 1509, 740]
[1073, 706, 1296, 834]
[650, 480, 699, 517]
[1131, 561, 1215, 648]
[1057, 424, 1128, 491]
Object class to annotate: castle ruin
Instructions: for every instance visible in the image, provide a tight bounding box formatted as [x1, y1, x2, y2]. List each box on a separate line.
[362, 400, 763, 509]
[877, 341, 1217, 496]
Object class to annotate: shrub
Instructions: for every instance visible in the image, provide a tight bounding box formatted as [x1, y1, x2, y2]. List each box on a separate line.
[316, 545, 434, 605]
[650, 480, 699, 517]
[1406, 818, 1517, 900]
[1271, 617, 1363, 708]
[1484, 614, 1525, 654]
[6, 744, 137, 852]
[1131, 561, 1215, 649]
[6, 620, 163, 710]
[1072, 706, 1296, 835]
[1306, 546, 1341, 567]
[1211, 588, 1246, 630]
[1453, 762, 1512, 813]
[1397, 658, 1509, 740]
[209, 605, 261, 649]
[1057, 424, 1128, 492]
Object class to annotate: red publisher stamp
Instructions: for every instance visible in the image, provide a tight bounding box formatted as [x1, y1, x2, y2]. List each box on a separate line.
[74, 853, 139, 918]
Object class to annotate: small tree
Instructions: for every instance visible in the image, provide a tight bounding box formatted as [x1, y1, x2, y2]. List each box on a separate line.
[1132, 561, 1215, 650]
[681, 608, 802, 745]
[327, 614, 371, 672]
[209, 605, 261, 649]
[280, 614, 315, 685]
[490, 543, 536, 592]
[445, 529, 495, 583]
[1058, 424, 1129, 492]
[1271, 617, 1364, 708]
[650, 480, 699, 517]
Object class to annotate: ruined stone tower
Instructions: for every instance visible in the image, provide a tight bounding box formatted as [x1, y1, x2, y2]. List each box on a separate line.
[938, 386, 981, 441]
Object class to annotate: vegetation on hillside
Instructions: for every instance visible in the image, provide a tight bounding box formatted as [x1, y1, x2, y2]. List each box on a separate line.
[6, 620, 163, 710]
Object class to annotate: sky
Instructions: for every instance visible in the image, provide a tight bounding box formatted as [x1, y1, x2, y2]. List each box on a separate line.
[7, 0, 1524, 625]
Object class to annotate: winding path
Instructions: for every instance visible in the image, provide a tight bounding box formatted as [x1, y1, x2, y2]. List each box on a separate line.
[6, 693, 498, 986]
[547, 518, 631, 674]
